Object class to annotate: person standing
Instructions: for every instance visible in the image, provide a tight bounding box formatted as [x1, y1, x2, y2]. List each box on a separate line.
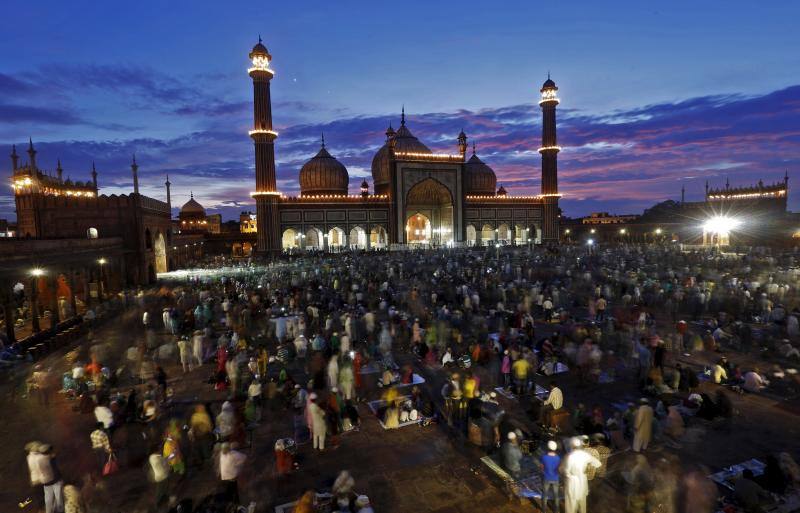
[89, 423, 112, 476]
[27, 442, 64, 513]
[540, 440, 562, 513]
[563, 438, 601, 513]
[502, 432, 524, 478]
[633, 398, 654, 452]
[309, 394, 327, 451]
[177, 337, 190, 373]
[218, 442, 247, 505]
[147, 451, 170, 509]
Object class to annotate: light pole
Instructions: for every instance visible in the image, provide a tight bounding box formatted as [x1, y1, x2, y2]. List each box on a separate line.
[97, 258, 107, 301]
[30, 268, 44, 333]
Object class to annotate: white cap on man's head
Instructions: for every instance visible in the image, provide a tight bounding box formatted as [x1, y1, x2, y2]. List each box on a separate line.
[507, 431, 517, 440]
[547, 440, 558, 451]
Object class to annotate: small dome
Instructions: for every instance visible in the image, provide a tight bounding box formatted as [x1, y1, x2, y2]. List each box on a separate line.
[181, 196, 205, 215]
[497, 184, 508, 196]
[541, 76, 557, 91]
[299, 145, 349, 196]
[464, 152, 497, 196]
[249, 39, 271, 59]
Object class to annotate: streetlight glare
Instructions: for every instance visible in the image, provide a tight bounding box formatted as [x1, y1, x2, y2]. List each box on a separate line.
[703, 216, 742, 236]
[98, 258, 107, 265]
[587, 239, 594, 245]
[31, 268, 44, 277]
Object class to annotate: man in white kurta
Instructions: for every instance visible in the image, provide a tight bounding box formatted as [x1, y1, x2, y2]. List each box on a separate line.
[564, 438, 601, 513]
[633, 399, 654, 452]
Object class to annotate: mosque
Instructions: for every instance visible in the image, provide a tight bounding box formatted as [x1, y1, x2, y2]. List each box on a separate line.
[245, 39, 561, 254]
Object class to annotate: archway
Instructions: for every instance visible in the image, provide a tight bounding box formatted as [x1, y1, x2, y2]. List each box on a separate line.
[305, 228, 322, 250]
[145, 228, 152, 249]
[370, 226, 388, 249]
[481, 224, 494, 245]
[282, 229, 298, 249]
[154, 231, 167, 273]
[515, 224, 528, 244]
[327, 227, 346, 250]
[406, 213, 431, 244]
[232, 243, 243, 257]
[404, 178, 454, 245]
[242, 242, 253, 257]
[466, 225, 477, 246]
[350, 226, 367, 249]
[497, 223, 510, 243]
[86, 227, 98, 239]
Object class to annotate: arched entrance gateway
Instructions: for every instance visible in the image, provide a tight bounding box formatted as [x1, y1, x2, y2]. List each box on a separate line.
[404, 178, 454, 246]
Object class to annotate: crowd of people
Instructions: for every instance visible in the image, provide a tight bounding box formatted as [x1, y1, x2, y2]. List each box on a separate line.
[14, 242, 800, 512]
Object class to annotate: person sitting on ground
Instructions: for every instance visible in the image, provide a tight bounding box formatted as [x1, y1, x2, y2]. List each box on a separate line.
[743, 368, 769, 393]
[734, 469, 773, 513]
[713, 358, 729, 384]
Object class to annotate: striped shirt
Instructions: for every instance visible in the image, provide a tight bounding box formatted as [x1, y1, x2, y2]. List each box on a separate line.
[90, 429, 111, 452]
[543, 387, 563, 410]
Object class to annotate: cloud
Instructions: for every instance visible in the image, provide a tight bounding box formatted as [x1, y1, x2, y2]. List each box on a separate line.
[1, 82, 798, 222]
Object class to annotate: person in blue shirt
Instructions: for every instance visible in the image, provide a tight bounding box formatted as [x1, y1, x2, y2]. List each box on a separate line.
[540, 440, 562, 513]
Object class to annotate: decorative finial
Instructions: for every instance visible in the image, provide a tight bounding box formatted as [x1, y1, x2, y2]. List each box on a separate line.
[258, 34, 262, 44]
[321, 132, 325, 148]
[28, 137, 34, 151]
[11, 144, 17, 156]
[472, 142, 476, 155]
[190, 191, 194, 199]
[548, 70, 551, 80]
[57, 158, 62, 169]
[132, 153, 137, 166]
[401, 105, 405, 126]
[166, 173, 170, 184]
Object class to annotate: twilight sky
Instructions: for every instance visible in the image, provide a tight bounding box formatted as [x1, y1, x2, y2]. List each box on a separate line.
[1, 0, 799, 221]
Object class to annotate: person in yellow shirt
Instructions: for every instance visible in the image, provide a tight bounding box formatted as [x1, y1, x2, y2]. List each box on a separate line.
[463, 373, 477, 400]
[512, 357, 531, 396]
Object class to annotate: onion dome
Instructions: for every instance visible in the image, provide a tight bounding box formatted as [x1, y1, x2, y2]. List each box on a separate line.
[541, 74, 557, 92]
[299, 136, 349, 196]
[249, 37, 271, 60]
[463, 145, 497, 196]
[181, 193, 206, 215]
[371, 113, 431, 193]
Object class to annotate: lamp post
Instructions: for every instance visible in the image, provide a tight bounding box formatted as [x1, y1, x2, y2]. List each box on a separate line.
[97, 258, 107, 301]
[30, 268, 44, 333]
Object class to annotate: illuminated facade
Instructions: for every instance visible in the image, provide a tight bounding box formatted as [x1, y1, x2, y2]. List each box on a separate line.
[247, 40, 561, 252]
[9, 146, 174, 283]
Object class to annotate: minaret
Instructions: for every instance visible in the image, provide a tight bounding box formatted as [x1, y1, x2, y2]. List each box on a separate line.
[57, 159, 64, 182]
[539, 75, 560, 242]
[91, 162, 98, 189]
[27, 138, 37, 171]
[10, 145, 19, 171]
[248, 37, 280, 255]
[165, 174, 172, 211]
[681, 184, 685, 204]
[131, 154, 139, 194]
[457, 129, 468, 158]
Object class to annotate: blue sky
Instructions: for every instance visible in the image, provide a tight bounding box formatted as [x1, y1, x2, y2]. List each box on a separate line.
[1, 0, 799, 220]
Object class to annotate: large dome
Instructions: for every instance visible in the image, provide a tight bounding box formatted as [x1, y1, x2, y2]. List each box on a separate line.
[371, 119, 431, 194]
[181, 195, 206, 215]
[463, 152, 497, 196]
[299, 144, 349, 196]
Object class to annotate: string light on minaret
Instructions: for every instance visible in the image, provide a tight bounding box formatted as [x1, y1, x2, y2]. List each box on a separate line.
[539, 74, 560, 242]
[248, 37, 281, 254]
